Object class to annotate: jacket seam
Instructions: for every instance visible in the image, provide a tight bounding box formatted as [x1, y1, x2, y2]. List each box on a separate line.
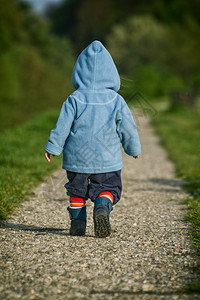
[93, 52, 97, 90]
[75, 90, 117, 94]
[73, 94, 117, 105]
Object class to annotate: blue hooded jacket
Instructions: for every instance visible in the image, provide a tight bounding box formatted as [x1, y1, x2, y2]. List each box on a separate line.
[45, 41, 141, 173]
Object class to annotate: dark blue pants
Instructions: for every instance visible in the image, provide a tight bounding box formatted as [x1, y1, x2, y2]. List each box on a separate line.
[64, 170, 122, 205]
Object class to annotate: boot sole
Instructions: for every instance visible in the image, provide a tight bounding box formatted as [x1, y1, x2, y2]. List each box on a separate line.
[70, 229, 85, 236]
[94, 209, 111, 238]
[70, 220, 86, 236]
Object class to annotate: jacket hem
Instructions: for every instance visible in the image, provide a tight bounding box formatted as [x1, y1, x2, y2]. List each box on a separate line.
[62, 163, 123, 174]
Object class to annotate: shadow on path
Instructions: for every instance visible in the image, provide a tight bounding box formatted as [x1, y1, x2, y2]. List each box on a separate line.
[0, 221, 95, 238]
[149, 178, 186, 187]
[125, 178, 187, 194]
[0, 221, 69, 236]
[126, 178, 186, 186]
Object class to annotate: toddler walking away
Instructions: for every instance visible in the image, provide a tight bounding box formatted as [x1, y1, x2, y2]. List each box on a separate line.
[45, 40, 141, 238]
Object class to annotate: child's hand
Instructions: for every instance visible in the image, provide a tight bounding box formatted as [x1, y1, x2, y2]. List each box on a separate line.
[45, 151, 54, 162]
[133, 155, 139, 159]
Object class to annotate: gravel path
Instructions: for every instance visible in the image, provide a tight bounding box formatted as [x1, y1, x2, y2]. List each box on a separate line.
[0, 115, 199, 300]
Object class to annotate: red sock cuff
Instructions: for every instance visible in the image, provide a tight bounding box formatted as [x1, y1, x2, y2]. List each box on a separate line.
[98, 191, 114, 203]
[70, 196, 86, 202]
[70, 196, 86, 207]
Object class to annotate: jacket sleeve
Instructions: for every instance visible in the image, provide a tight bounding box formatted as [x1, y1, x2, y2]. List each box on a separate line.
[116, 97, 141, 157]
[45, 97, 75, 156]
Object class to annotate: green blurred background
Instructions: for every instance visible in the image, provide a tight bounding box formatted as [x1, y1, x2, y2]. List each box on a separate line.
[0, 0, 200, 130]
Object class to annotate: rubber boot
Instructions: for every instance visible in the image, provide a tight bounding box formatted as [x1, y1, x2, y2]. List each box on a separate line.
[67, 206, 86, 236]
[93, 197, 113, 238]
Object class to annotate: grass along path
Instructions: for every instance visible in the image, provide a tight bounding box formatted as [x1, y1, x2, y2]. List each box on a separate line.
[152, 104, 200, 292]
[0, 109, 62, 220]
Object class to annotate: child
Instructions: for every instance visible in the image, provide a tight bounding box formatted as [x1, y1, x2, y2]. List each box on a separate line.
[45, 40, 141, 238]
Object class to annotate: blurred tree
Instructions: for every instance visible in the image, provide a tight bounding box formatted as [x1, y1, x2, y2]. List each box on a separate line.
[46, 0, 200, 52]
[145, 0, 200, 25]
[0, 0, 74, 130]
[167, 19, 200, 80]
[0, 0, 26, 49]
[107, 15, 168, 74]
[46, 0, 149, 51]
[107, 14, 200, 104]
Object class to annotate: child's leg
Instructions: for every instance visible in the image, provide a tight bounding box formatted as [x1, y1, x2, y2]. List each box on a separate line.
[89, 170, 122, 204]
[89, 170, 122, 238]
[64, 171, 90, 236]
[65, 171, 90, 200]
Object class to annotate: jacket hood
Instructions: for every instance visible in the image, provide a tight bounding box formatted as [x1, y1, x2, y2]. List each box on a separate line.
[72, 40, 120, 92]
